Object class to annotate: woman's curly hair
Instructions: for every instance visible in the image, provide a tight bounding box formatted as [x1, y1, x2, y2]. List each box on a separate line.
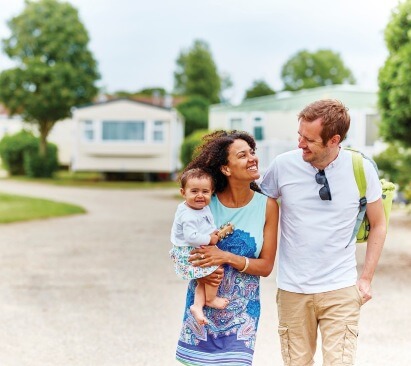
[183, 130, 261, 193]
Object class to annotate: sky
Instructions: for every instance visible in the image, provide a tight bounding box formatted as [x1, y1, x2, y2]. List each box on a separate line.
[0, 0, 402, 104]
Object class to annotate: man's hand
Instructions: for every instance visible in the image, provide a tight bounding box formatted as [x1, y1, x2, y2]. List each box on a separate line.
[356, 278, 372, 304]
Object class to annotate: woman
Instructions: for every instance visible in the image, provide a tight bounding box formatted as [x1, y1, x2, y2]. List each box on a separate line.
[175, 130, 279, 365]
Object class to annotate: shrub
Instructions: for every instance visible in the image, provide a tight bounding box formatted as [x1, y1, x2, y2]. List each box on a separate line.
[24, 142, 59, 178]
[0, 130, 59, 178]
[180, 129, 209, 167]
[0, 130, 37, 175]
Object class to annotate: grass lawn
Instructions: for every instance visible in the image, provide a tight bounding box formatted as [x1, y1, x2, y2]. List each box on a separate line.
[0, 193, 86, 224]
[0, 169, 177, 223]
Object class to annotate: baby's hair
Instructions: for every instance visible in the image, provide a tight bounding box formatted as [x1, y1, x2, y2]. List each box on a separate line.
[179, 168, 215, 191]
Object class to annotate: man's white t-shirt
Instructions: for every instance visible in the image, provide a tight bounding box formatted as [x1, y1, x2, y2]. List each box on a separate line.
[260, 148, 382, 294]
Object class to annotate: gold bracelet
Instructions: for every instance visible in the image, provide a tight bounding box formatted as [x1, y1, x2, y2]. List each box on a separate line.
[239, 256, 249, 273]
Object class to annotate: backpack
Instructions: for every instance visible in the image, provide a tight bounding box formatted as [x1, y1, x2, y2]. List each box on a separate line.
[346, 148, 396, 243]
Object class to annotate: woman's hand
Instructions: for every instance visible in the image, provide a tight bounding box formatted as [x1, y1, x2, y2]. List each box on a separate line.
[197, 267, 224, 287]
[189, 245, 228, 268]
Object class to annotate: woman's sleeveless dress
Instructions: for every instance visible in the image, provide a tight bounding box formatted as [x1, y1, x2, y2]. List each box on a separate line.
[176, 192, 268, 366]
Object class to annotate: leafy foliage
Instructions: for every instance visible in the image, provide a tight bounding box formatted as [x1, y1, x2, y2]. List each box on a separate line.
[24, 142, 59, 178]
[378, 0, 411, 147]
[0, 130, 58, 177]
[176, 96, 210, 137]
[0, 130, 37, 175]
[0, 0, 100, 157]
[174, 39, 221, 103]
[137, 87, 167, 96]
[281, 49, 355, 91]
[180, 129, 209, 167]
[374, 143, 411, 200]
[113, 87, 167, 98]
[244, 79, 275, 100]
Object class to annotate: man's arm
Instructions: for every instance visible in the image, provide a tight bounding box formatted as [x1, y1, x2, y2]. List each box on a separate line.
[357, 197, 386, 303]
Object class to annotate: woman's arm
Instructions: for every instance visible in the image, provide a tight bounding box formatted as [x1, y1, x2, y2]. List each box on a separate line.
[190, 198, 279, 277]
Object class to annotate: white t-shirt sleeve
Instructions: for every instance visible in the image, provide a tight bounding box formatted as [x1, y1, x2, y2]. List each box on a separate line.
[260, 157, 280, 199]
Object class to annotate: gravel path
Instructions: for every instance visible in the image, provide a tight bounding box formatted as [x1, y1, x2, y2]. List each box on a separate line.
[0, 180, 409, 365]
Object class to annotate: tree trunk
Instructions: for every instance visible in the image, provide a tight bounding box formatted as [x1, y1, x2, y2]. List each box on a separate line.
[39, 133, 47, 157]
[38, 121, 54, 157]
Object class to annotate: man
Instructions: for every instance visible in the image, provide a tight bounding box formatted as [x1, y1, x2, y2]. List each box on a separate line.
[260, 99, 386, 366]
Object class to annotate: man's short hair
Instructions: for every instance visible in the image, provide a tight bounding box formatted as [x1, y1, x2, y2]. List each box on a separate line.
[298, 99, 350, 145]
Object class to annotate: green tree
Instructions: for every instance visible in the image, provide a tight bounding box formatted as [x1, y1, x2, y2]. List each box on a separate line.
[0, 0, 100, 158]
[174, 39, 221, 103]
[244, 79, 275, 100]
[180, 129, 209, 167]
[137, 87, 167, 97]
[281, 49, 355, 91]
[378, 0, 411, 147]
[112, 90, 134, 98]
[374, 143, 411, 200]
[176, 96, 210, 137]
[112, 87, 167, 99]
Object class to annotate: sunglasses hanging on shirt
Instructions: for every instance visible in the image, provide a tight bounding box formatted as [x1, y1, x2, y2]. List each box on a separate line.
[315, 170, 332, 201]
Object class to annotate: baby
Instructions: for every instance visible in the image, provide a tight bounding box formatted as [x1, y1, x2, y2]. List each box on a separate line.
[170, 168, 229, 325]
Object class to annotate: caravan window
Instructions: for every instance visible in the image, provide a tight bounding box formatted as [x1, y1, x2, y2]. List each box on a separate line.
[83, 120, 94, 141]
[252, 116, 264, 141]
[153, 121, 164, 142]
[230, 118, 243, 130]
[102, 121, 144, 141]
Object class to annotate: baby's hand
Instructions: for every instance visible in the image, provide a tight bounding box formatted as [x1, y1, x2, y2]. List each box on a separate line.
[209, 230, 219, 245]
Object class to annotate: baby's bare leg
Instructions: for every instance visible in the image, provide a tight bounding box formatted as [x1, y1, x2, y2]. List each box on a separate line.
[205, 282, 229, 309]
[190, 281, 208, 325]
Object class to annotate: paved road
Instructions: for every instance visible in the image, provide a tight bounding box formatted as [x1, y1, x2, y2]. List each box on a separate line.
[0, 180, 410, 365]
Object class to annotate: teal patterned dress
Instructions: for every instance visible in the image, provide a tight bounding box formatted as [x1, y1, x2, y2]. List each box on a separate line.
[176, 192, 268, 366]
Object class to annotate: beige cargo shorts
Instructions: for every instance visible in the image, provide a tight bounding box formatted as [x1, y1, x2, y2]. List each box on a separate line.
[276, 286, 365, 365]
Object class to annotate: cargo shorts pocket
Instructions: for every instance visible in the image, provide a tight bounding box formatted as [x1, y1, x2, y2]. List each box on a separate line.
[278, 325, 291, 365]
[342, 324, 358, 365]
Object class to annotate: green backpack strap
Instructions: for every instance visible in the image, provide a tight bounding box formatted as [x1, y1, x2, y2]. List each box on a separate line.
[349, 151, 367, 244]
[352, 151, 366, 198]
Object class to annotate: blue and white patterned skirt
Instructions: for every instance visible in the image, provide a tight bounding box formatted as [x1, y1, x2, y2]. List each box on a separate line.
[169, 246, 218, 280]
